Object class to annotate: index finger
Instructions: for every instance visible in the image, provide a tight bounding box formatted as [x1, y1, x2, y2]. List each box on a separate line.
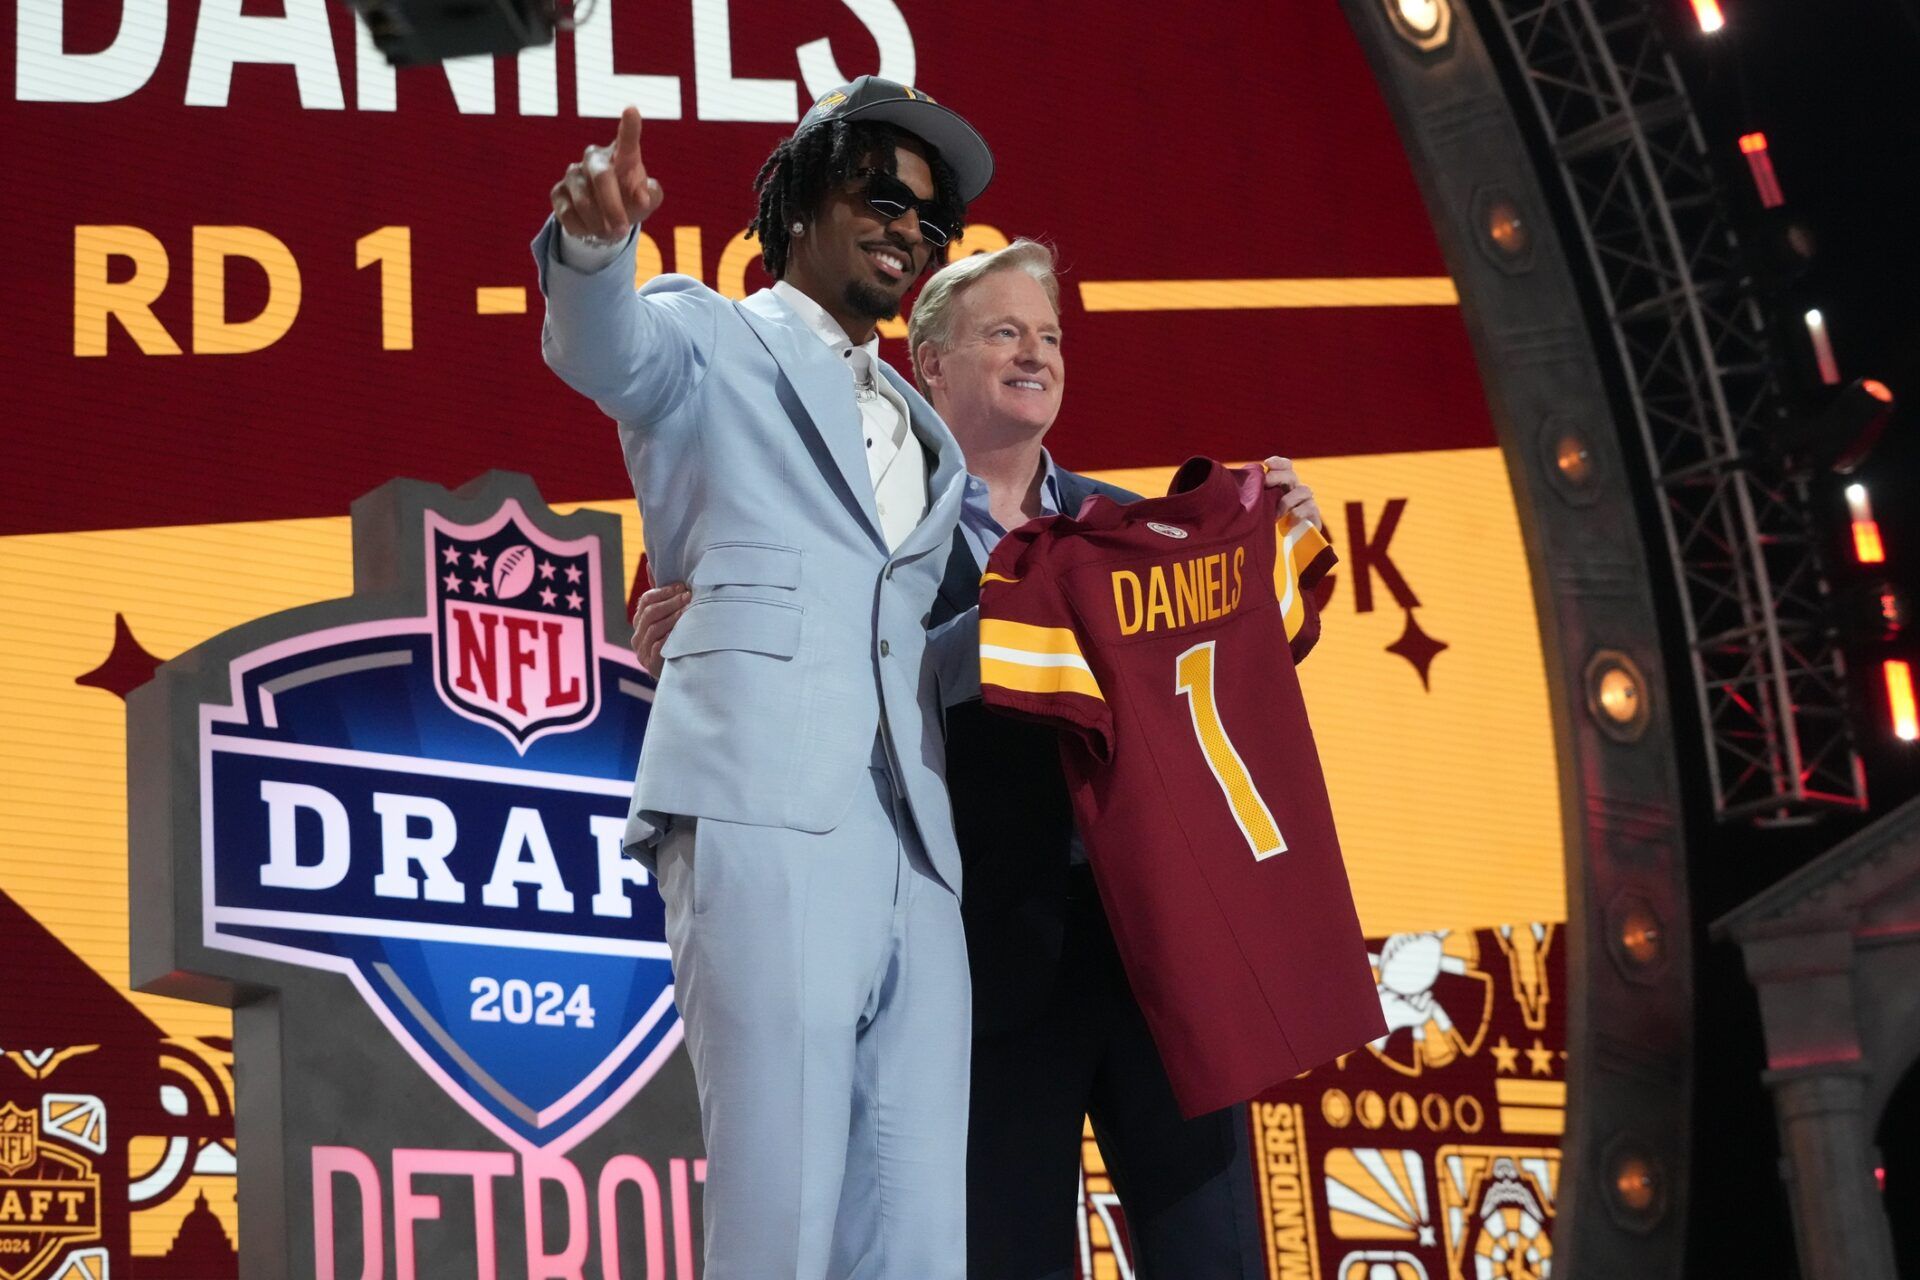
[613, 106, 643, 157]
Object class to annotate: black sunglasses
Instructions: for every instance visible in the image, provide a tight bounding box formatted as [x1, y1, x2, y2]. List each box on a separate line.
[853, 168, 954, 247]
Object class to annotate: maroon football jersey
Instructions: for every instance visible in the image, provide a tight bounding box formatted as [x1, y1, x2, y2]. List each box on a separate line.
[978, 457, 1386, 1116]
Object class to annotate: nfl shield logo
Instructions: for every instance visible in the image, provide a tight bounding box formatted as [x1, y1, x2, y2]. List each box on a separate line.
[429, 503, 600, 750]
[0, 1104, 33, 1176]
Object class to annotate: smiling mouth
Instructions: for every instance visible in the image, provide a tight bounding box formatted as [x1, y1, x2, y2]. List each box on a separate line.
[1006, 379, 1047, 392]
[866, 247, 908, 280]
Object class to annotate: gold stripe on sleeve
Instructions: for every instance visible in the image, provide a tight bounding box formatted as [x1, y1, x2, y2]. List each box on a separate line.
[981, 656, 1106, 701]
[979, 617, 1086, 658]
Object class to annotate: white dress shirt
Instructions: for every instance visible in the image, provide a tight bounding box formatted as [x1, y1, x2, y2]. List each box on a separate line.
[768, 281, 928, 551]
[554, 227, 929, 551]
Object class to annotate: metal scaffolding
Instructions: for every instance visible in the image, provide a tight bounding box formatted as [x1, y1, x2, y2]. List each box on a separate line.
[1479, 0, 1866, 821]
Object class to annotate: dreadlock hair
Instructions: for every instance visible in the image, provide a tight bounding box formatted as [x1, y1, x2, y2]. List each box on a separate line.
[747, 119, 968, 280]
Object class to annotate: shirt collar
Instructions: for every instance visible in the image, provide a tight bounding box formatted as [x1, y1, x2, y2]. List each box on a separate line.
[1039, 451, 1065, 514]
[771, 279, 882, 379]
[963, 448, 1066, 517]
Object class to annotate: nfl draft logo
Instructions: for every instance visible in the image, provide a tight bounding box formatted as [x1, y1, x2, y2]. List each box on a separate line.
[129, 474, 685, 1170]
[0, 1100, 103, 1280]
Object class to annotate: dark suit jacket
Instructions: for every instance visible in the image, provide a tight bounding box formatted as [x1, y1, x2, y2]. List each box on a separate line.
[932, 467, 1143, 1037]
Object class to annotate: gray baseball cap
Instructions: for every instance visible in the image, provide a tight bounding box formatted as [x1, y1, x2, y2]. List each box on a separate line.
[795, 76, 995, 204]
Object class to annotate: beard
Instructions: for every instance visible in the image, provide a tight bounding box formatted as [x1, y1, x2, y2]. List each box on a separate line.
[843, 277, 904, 323]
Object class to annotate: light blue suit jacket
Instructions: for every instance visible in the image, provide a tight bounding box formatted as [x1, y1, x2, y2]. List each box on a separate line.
[531, 219, 970, 892]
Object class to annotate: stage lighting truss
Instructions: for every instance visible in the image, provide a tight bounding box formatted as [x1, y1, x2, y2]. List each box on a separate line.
[1480, 0, 1867, 822]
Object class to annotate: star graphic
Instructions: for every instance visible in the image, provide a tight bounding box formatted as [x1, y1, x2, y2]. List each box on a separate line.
[564, 563, 583, 584]
[442, 546, 462, 566]
[443, 571, 463, 593]
[538, 559, 557, 580]
[1491, 1035, 1520, 1074]
[469, 549, 490, 570]
[471, 577, 490, 597]
[540, 587, 558, 607]
[1386, 607, 1448, 690]
[1418, 1225, 1437, 1247]
[564, 591, 584, 611]
[1526, 1037, 1556, 1076]
[75, 613, 162, 701]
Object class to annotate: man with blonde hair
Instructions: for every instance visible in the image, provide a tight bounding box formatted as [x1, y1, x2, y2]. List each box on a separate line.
[633, 238, 1321, 1277]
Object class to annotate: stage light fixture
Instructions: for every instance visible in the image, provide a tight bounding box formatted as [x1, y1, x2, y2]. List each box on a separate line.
[1555, 435, 1594, 485]
[1614, 1154, 1659, 1211]
[1887, 660, 1918, 742]
[1846, 484, 1887, 564]
[1538, 420, 1603, 505]
[1739, 132, 1785, 208]
[1825, 379, 1897, 475]
[1776, 221, 1817, 278]
[340, 0, 566, 66]
[1854, 582, 1910, 643]
[1773, 380, 1896, 477]
[1690, 0, 1726, 34]
[1383, 0, 1453, 52]
[1486, 198, 1529, 257]
[1619, 905, 1663, 966]
[1749, 208, 1816, 286]
[1601, 1138, 1668, 1231]
[1804, 309, 1842, 385]
[1471, 187, 1535, 275]
[1398, 0, 1442, 30]
[1878, 588, 1909, 637]
[1598, 670, 1640, 721]
[1586, 651, 1651, 742]
[1606, 893, 1669, 983]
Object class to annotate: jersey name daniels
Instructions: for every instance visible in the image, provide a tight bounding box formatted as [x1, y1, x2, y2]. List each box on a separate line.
[1110, 546, 1247, 635]
[197, 495, 675, 1152]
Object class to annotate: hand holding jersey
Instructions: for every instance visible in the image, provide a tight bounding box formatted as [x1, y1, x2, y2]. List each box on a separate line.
[1261, 454, 1325, 531]
[977, 457, 1385, 1116]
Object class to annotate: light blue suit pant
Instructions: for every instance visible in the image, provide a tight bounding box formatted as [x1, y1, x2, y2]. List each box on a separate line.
[656, 750, 970, 1279]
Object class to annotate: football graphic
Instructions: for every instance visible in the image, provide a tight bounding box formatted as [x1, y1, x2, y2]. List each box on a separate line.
[492, 543, 536, 600]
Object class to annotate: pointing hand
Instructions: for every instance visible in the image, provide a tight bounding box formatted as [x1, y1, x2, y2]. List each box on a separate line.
[551, 107, 664, 242]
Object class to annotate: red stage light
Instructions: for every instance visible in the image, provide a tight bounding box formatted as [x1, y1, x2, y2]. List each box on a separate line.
[1804, 310, 1842, 386]
[1691, 0, 1726, 33]
[1889, 660, 1919, 742]
[1848, 484, 1887, 564]
[1855, 523, 1888, 564]
[1739, 132, 1785, 208]
[1881, 591, 1907, 636]
[1847, 485, 1887, 560]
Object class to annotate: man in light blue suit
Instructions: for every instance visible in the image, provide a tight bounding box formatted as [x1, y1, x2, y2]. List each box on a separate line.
[533, 78, 994, 1279]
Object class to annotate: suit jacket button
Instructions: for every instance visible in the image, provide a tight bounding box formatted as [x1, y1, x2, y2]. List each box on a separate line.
[880, 640, 892, 657]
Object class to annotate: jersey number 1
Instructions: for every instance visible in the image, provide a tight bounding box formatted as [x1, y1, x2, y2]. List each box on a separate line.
[1175, 641, 1287, 860]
